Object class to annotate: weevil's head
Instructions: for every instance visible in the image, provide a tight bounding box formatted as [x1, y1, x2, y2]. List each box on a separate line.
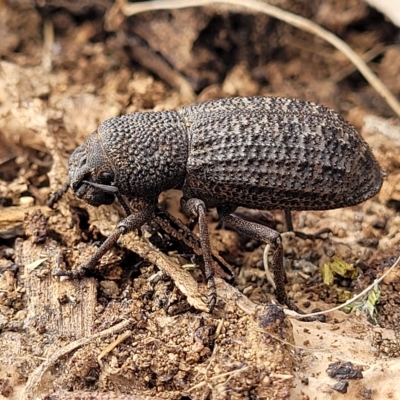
[69, 132, 117, 207]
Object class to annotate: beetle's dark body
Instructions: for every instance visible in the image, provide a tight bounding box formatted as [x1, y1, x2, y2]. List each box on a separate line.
[66, 96, 384, 313]
[70, 96, 383, 211]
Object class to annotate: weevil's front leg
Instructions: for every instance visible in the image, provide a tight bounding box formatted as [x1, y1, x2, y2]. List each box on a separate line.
[54, 201, 155, 278]
[181, 198, 217, 312]
[48, 182, 70, 208]
[218, 205, 300, 313]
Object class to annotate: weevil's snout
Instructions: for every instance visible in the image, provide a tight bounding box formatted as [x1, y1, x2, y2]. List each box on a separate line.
[68, 133, 116, 207]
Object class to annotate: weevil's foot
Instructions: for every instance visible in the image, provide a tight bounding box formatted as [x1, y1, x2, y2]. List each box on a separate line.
[53, 267, 87, 279]
[293, 227, 331, 241]
[284, 299, 326, 322]
[207, 294, 217, 313]
[294, 312, 326, 323]
[205, 275, 217, 313]
[205, 278, 217, 313]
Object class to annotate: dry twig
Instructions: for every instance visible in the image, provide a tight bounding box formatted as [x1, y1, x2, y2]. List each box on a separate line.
[21, 319, 134, 400]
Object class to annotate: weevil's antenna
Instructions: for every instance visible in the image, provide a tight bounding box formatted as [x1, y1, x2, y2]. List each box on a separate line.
[81, 180, 119, 194]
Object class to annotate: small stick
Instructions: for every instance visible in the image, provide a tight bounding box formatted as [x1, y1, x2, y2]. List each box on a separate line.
[97, 330, 132, 367]
[21, 319, 133, 400]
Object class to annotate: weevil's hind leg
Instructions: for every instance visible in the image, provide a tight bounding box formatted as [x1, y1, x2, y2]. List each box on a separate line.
[181, 198, 217, 312]
[284, 209, 293, 232]
[284, 209, 331, 240]
[218, 205, 300, 313]
[293, 227, 332, 241]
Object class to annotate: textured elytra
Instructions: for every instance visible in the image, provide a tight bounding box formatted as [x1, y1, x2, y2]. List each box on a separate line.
[178, 97, 384, 210]
[69, 96, 383, 212]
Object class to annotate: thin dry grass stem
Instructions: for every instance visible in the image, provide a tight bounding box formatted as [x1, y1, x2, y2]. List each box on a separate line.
[213, 318, 225, 339]
[213, 366, 250, 389]
[332, 43, 386, 82]
[20, 319, 134, 400]
[42, 19, 54, 72]
[286, 255, 400, 319]
[263, 244, 276, 289]
[188, 344, 219, 391]
[122, 0, 400, 117]
[97, 330, 132, 367]
[188, 365, 250, 393]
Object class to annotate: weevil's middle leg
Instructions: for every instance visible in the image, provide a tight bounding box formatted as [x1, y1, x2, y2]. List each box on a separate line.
[153, 204, 235, 282]
[181, 197, 217, 312]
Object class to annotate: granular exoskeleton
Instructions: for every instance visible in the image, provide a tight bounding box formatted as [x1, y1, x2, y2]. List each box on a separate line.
[54, 96, 384, 312]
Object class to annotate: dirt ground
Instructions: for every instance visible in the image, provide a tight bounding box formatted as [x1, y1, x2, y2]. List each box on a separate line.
[1, 0, 400, 399]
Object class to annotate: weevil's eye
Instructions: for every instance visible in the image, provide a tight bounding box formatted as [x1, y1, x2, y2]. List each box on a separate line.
[99, 172, 114, 185]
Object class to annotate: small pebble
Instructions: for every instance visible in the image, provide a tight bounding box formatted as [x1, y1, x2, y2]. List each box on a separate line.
[100, 280, 119, 298]
[20, 196, 34, 207]
[242, 285, 253, 295]
[292, 283, 301, 292]
[332, 380, 349, 393]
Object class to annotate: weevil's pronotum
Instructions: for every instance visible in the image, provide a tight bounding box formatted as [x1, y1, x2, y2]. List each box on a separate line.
[50, 96, 384, 312]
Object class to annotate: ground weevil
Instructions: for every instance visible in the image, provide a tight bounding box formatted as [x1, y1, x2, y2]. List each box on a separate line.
[49, 96, 384, 312]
